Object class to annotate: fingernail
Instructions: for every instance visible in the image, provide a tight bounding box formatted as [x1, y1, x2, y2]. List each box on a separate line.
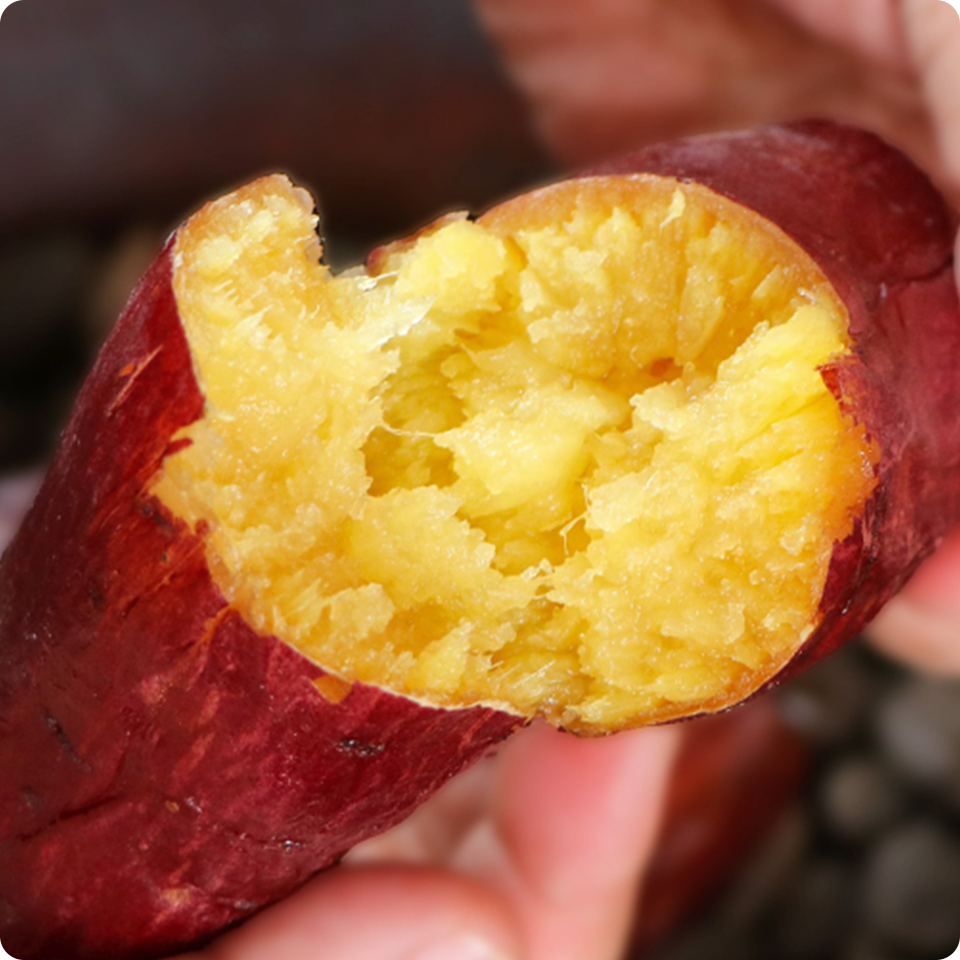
[411, 934, 515, 960]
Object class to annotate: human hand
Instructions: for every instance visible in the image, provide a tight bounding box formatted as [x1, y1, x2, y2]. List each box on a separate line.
[168, 722, 678, 960]
[474, 0, 959, 196]
[474, 0, 960, 676]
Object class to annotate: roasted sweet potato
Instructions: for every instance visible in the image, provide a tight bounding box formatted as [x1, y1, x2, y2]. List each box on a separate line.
[1, 119, 958, 960]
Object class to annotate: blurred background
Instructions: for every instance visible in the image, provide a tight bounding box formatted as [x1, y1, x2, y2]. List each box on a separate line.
[0, 0, 552, 469]
[1, 2, 959, 959]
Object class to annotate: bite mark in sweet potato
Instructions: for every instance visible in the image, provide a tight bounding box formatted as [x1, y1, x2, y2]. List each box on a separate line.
[157, 172, 876, 733]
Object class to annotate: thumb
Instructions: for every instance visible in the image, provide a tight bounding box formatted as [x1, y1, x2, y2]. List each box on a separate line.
[901, 0, 960, 204]
[867, 520, 960, 675]
[180, 864, 523, 960]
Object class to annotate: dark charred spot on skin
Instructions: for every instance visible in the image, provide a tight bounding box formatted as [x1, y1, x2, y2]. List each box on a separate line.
[42, 713, 92, 771]
[336, 738, 386, 759]
[137, 497, 175, 532]
[88, 580, 105, 611]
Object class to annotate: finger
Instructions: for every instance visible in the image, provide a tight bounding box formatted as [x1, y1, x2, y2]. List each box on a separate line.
[178, 864, 523, 960]
[473, 0, 712, 163]
[764, 0, 908, 68]
[866, 522, 960, 675]
[867, 599, 960, 674]
[454, 721, 680, 960]
[902, 0, 960, 199]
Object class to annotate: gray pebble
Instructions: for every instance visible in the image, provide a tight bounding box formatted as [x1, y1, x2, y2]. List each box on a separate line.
[777, 643, 885, 747]
[644, 925, 759, 960]
[840, 933, 903, 960]
[771, 857, 858, 960]
[874, 675, 960, 792]
[860, 821, 960, 956]
[818, 755, 906, 843]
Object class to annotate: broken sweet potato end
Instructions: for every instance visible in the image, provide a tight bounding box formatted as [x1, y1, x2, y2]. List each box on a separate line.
[153, 173, 878, 733]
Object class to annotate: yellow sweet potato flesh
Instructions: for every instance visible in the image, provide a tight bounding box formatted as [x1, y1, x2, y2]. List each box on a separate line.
[155, 175, 876, 732]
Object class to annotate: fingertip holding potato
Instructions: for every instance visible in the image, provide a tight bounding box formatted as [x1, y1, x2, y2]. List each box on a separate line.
[1, 120, 958, 959]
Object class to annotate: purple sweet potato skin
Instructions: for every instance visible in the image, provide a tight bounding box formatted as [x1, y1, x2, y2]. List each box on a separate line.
[594, 119, 960, 681]
[0, 246, 521, 960]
